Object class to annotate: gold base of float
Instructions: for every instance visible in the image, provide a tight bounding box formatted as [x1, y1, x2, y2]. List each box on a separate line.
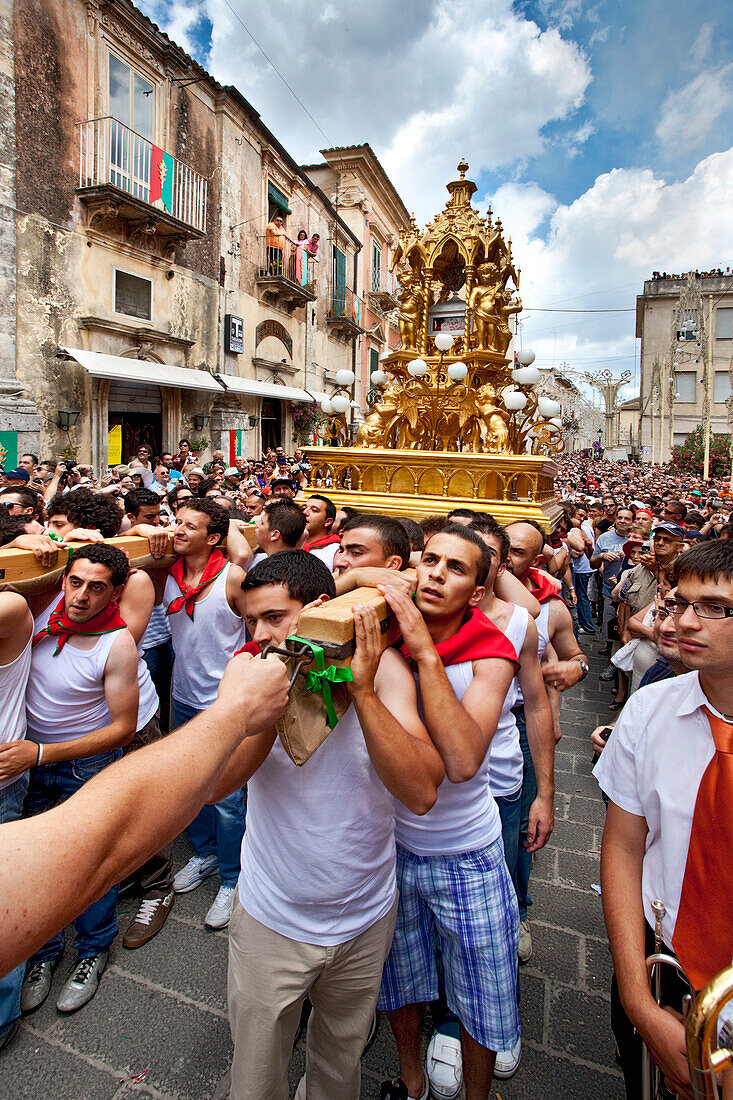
[303, 446, 560, 527]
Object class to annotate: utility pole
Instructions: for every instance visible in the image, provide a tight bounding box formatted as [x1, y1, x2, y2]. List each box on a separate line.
[703, 294, 714, 480]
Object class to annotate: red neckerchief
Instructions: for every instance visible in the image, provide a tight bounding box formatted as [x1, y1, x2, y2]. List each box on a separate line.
[303, 533, 342, 552]
[32, 596, 127, 656]
[527, 566, 565, 605]
[401, 607, 518, 669]
[166, 549, 227, 620]
[235, 641, 260, 657]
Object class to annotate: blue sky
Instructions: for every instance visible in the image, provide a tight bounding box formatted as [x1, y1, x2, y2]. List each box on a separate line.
[138, 0, 733, 394]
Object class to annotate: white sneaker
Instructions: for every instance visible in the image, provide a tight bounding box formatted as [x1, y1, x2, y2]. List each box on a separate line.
[494, 1036, 521, 1078]
[518, 918, 533, 963]
[426, 1031, 462, 1099]
[173, 854, 218, 894]
[205, 885, 236, 930]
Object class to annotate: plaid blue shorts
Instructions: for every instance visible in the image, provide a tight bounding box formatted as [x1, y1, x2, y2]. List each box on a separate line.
[378, 838, 520, 1052]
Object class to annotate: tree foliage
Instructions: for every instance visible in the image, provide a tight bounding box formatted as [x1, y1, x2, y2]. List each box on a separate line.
[670, 424, 732, 477]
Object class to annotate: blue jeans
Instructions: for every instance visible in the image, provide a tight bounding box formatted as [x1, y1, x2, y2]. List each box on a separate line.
[143, 639, 174, 733]
[514, 708, 536, 921]
[24, 751, 122, 962]
[0, 773, 29, 1037]
[573, 570, 594, 632]
[172, 699, 246, 886]
[495, 785, 522, 899]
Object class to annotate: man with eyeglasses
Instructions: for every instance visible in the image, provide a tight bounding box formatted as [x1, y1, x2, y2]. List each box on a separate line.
[595, 541, 733, 1100]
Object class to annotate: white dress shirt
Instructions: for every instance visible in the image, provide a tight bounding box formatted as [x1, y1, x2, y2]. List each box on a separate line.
[593, 671, 718, 949]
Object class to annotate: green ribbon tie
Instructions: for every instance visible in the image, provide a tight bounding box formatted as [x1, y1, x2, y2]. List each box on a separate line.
[287, 635, 353, 729]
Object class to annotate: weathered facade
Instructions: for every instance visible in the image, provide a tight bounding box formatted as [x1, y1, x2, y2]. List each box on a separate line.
[303, 145, 411, 416]
[636, 272, 733, 463]
[5, 0, 394, 470]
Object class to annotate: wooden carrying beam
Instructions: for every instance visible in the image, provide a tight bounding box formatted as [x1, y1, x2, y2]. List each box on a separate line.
[0, 525, 261, 594]
[295, 587, 402, 665]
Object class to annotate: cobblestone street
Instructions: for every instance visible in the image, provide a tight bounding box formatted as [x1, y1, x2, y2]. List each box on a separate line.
[2, 634, 624, 1100]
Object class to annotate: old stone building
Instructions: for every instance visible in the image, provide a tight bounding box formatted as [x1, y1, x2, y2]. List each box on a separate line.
[303, 145, 411, 413]
[636, 270, 733, 463]
[2, 0, 405, 469]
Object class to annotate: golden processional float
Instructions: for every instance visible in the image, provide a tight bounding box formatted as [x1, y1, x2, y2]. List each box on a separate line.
[305, 161, 563, 525]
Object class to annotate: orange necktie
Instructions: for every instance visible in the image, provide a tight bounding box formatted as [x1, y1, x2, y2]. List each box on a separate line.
[672, 707, 733, 990]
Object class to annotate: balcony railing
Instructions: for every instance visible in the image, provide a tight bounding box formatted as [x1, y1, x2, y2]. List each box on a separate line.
[256, 236, 318, 294]
[327, 286, 365, 337]
[77, 117, 207, 234]
[370, 270, 396, 295]
[367, 271, 399, 310]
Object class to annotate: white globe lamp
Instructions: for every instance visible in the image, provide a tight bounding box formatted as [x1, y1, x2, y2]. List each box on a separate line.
[434, 332, 455, 352]
[335, 369, 355, 387]
[320, 398, 333, 415]
[407, 358, 428, 378]
[521, 366, 541, 385]
[331, 393, 350, 414]
[447, 361, 468, 381]
[504, 390, 528, 411]
[538, 397, 561, 418]
[516, 348, 536, 367]
[379, 351, 391, 362]
[370, 370, 388, 386]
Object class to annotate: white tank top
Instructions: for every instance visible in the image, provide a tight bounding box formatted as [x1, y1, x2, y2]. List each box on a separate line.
[488, 606, 528, 797]
[136, 638, 160, 730]
[239, 701, 397, 945]
[394, 662, 503, 857]
[515, 601, 550, 706]
[0, 634, 32, 790]
[26, 600, 123, 744]
[165, 563, 246, 707]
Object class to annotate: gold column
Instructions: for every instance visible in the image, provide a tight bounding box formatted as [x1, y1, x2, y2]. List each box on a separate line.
[463, 264, 475, 354]
[420, 267, 433, 356]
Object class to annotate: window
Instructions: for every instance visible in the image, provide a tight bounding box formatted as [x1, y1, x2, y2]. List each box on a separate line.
[114, 270, 152, 320]
[371, 241, 382, 292]
[332, 245, 347, 314]
[674, 370, 697, 403]
[714, 371, 732, 404]
[108, 54, 154, 201]
[716, 307, 733, 340]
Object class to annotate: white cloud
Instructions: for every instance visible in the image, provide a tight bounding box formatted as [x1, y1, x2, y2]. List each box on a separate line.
[144, 0, 591, 220]
[656, 64, 733, 152]
[485, 148, 733, 384]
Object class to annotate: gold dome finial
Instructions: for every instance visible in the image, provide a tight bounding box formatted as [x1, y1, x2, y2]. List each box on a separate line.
[457, 158, 469, 179]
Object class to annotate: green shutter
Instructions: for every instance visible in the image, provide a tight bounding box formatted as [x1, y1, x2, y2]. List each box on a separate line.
[369, 348, 379, 374]
[267, 181, 292, 215]
[332, 245, 347, 315]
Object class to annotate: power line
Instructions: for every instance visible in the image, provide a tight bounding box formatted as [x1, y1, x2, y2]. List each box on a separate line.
[222, 0, 331, 145]
[526, 306, 635, 313]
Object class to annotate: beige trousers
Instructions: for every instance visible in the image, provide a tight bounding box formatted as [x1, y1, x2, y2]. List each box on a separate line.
[227, 893, 398, 1100]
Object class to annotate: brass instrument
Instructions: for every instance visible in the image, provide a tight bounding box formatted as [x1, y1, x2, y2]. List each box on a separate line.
[687, 966, 733, 1100]
[643, 899, 733, 1100]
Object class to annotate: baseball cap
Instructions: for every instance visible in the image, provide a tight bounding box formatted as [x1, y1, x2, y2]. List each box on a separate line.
[224, 467, 240, 477]
[691, 489, 702, 497]
[652, 521, 685, 539]
[3, 467, 30, 482]
[271, 477, 293, 487]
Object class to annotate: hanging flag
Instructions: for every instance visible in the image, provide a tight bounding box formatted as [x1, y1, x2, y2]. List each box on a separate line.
[352, 294, 360, 325]
[150, 145, 174, 213]
[0, 430, 18, 470]
[230, 429, 245, 464]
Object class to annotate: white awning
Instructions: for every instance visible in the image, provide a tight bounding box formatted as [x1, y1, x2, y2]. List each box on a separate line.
[60, 347, 225, 393]
[216, 373, 321, 404]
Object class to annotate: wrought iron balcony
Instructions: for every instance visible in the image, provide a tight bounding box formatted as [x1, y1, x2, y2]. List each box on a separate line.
[367, 271, 399, 312]
[255, 236, 318, 312]
[327, 286, 365, 339]
[76, 117, 207, 255]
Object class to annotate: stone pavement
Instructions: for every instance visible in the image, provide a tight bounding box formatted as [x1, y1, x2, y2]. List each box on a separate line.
[2, 633, 624, 1099]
